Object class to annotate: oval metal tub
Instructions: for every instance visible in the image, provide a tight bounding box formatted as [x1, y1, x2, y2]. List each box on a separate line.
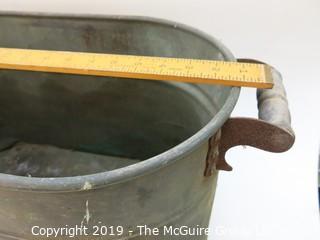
[0, 12, 294, 240]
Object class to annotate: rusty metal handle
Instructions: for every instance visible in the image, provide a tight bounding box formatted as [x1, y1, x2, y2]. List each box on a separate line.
[210, 59, 295, 172]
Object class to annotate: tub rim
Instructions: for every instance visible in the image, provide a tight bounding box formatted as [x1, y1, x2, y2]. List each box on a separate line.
[0, 11, 240, 192]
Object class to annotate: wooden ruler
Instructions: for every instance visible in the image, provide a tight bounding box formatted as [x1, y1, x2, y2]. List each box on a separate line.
[0, 47, 273, 88]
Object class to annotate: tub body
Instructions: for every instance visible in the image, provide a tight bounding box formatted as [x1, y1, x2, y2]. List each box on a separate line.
[0, 12, 295, 240]
[0, 13, 238, 240]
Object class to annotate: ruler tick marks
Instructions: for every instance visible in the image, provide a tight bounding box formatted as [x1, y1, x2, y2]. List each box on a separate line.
[0, 47, 273, 89]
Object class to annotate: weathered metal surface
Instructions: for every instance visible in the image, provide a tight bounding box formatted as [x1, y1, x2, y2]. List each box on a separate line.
[216, 117, 295, 171]
[0, 142, 139, 177]
[204, 130, 221, 176]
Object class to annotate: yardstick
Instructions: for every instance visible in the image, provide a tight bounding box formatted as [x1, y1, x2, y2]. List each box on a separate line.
[0, 47, 273, 89]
